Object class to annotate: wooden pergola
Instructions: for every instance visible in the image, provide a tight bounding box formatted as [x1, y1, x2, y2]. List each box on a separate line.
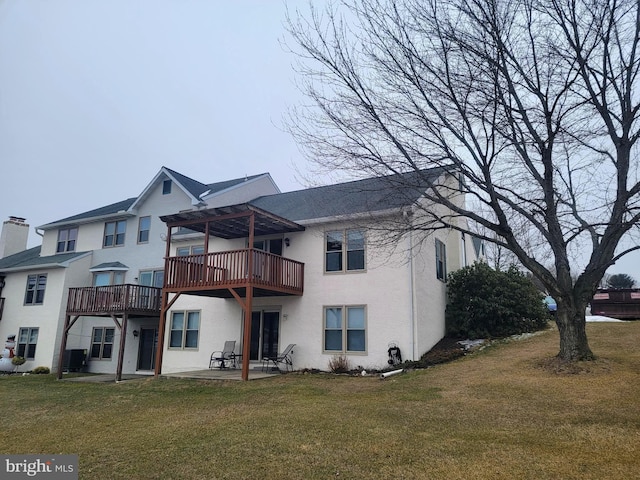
[155, 204, 305, 380]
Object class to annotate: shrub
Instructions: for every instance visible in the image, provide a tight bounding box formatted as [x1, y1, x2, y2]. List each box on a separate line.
[31, 366, 50, 374]
[328, 355, 350, 373]
[11, 356, 26, 366]
[446, 262, 549, 339]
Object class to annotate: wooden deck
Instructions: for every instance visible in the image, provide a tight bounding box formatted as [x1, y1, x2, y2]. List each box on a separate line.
[66, 284, 162, 316]
[164, 248, 304, 297]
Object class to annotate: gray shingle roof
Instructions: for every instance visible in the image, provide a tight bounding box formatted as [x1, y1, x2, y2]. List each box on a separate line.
[164, 167, 269, 199]
[0, 246, 89, 271]
[250, 168, 445, 222]
[43, 198, 137, 227]
[42, 170, 270, 228]
[164, 167, 210, 198]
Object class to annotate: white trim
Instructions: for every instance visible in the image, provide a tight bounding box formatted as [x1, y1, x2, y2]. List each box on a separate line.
[89, 266, 129, 272]
[38, 212, 135, 231]
[297, 206, 408, 226]
[129, 167, 203, 211]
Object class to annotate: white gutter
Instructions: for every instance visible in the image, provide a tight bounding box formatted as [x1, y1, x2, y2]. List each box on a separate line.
[409, 229, 417, 361]
[296, 206, 408, 226]
[38, 211, 135, 231]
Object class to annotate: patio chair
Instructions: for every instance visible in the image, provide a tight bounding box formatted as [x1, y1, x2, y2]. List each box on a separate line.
[209, 340, 237, 369]
[261, 344, 296, 373]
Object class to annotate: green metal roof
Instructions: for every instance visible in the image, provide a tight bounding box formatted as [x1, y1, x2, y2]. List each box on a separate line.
[0, 247, 90, 272]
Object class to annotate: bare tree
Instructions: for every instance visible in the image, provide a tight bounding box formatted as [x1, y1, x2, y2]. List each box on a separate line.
[286, 0, 640, 361]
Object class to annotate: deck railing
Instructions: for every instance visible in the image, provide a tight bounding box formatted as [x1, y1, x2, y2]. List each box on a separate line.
[165, 249, 304, 294]
[66, 284, 162, 315]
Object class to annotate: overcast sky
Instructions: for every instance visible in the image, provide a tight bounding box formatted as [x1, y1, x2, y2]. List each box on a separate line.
[0, 0, 310, 247]
[1, 1, 638, 279]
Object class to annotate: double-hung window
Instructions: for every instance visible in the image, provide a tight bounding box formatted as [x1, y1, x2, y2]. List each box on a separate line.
[323, 306, 366, 353]
[93, 271, 125, 286]
[169, 311, 200, 349]
[435, 239, 447, 281]
[176, 245, 205, 256]
[103, 220, 126, 247]
[325, 229, 365, 272]
[56, 227, 78, 253]
[139, 270, 164, 288]
[24, 274, 47, 305]
[17, 327, 39, 358]
[91, 327, 115, 359]
[138, 216, 151, 244]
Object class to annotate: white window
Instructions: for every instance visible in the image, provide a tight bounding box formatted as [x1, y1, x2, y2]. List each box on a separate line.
[138, 216, 151, 244]
[169, 311, 200, 349]
[56, 227, 78, 253]
[461, 233, 467, 268]
[325, 229, 365, 272]
[17, 327, 39, 358]
[176, 245, 205, 256]
[436, 239, 447, 281]
[162, 179, 172, 194]
[93, 271, 125, 286]
[91, 327, 114, 359]
[139, 270, 164, 288]
[103, 220, 126, 247]
[323, 306, 366, 353]
[24, 274, 46, 305]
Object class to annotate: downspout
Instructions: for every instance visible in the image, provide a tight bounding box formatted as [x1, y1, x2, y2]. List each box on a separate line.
[35, 228, 44, 239]
[409, 230, 417, 361]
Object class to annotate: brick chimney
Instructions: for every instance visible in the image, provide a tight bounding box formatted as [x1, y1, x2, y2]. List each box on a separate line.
[0, 216, 29, 258]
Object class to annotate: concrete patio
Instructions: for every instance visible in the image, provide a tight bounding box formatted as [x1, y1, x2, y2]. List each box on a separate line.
[60, 366, 280, 383]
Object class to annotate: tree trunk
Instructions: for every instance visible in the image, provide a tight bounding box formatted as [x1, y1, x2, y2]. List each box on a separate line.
[555, 306, 595, 361]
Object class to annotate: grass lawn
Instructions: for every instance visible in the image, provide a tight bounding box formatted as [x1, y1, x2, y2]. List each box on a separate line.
[2, 322, 639, 479]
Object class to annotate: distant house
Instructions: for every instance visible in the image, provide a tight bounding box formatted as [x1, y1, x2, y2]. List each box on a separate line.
[591, 288, 640, 319]
[0, 166, 478, 379]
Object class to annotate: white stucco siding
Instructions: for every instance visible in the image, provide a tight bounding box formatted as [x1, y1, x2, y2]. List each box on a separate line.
[160, 296, 242, 374]
[88, 188, 196, 282]
[410, 232, 447, 358]
[152, 220, 417, 374]
[267, 223, 414, 371]
[50, 256, 93, 371]
[40, 230, 58, 257]
[0, 257, 91, 371]
[0, 270, 61, 370]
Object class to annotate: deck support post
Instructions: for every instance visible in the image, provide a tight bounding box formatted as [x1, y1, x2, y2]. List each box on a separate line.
[240, 212, 256, 381]
[155, 224, 174, 378]
[154, 292, 181, 377]
[115, 313, 129, 381]
[56, 314, 79, 379]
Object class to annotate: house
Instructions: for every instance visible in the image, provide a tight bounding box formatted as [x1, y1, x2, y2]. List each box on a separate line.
[0, 166, 478, 380]
[591, 288, 640, 319]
